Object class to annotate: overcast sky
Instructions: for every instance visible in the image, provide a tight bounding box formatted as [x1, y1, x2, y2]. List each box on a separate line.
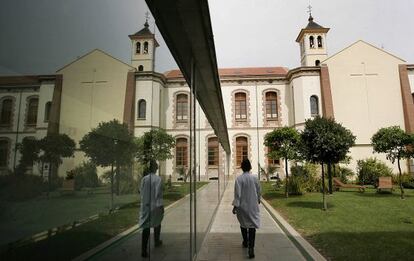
[1, 0, 413, 76]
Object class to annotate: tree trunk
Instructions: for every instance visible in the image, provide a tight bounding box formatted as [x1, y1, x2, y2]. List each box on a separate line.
[328, 163, 333, 194]
[321, 163, 327, 210]
[397, 158, 405, 199]
[116, 161, 120, 196]
[285, 158, 289, 198]
[110, 163, 114, 210]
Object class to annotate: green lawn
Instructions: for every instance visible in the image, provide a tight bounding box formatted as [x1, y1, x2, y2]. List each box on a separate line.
[1, 182, 208, 261]
[261, 182, 414, 261]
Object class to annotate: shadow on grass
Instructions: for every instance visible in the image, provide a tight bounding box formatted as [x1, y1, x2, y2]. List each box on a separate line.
[307, 231, 414, 261]
[286, 201, 334, 209]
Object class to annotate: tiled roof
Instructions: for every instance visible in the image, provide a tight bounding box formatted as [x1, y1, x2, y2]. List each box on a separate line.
[305, 15, 326, 29]
[165, 67, 288, 79]
[129, 21, 153, 37]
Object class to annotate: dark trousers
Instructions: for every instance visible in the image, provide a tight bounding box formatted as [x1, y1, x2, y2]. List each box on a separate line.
[240, 226, 256, 248]
[142, 225, 161, 252]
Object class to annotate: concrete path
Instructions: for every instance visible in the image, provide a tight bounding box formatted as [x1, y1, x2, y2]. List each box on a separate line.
[197, 182, 306, 261]
[88, 181, 307, 261]
[90, 181, 220, 261]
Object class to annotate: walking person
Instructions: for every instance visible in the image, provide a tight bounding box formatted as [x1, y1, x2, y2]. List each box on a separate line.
[232, 159, 261, 258]
[139, 160, 164, 258]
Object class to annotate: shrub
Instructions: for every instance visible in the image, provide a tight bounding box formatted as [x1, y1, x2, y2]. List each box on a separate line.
[334, 166, 355, 183]
[393, 173, 414, 189]
[290, 163, 320, 193]
[0, 174, 44, 201]
[287, 175, 305, 195]
[357, 158, 393, 186]
[70, 162, 99, 190]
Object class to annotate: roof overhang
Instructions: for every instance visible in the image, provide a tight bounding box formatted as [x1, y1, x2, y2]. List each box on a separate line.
[295, 28, 330, 43]
[146, 0, 230, 153]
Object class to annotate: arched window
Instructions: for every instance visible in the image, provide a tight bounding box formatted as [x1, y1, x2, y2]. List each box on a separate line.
[267, 146, 280, 166]
[21, 136, 36, 170]
[0, 139, 9, 168]
[208, 137, 219, 166]
[412, 93, 414, 104]
[176, 138, 188, 167]
[0, 98, 13, 125]
[137, 99, 146, 119]
[138, 65, 144, 72]
[310, 95, 319, 117]
[315, 60, 321, 66]
[265, 92, 278, 119]
[44, 101, 52, 122]
[176, 94, 188, 121]
[136, 42, 141, 54]
[235, 92, 247, 120]
[309, 36, 315, 48]
[26, 97, 38, 126]
[317, 36, 323, 48]
[236, 136, 248, 167]
[143, 42, 149, 54]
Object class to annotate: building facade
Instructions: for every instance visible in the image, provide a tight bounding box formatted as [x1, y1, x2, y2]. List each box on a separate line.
[1, 16, 414, 179]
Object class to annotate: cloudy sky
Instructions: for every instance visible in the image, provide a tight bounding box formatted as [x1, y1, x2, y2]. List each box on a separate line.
[0, 0, 413, 75]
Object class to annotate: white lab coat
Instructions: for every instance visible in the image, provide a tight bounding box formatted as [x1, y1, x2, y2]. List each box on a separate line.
[138, 173, 164, 228]
[232, 172, 261, 229]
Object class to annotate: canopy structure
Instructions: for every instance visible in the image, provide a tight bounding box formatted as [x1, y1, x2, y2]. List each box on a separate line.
[146, 0, 230, 154]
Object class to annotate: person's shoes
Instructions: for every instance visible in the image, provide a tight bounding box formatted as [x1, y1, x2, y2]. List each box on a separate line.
[242, 241, 248, 248]
[248, 247, 255, 258]
[141, 250, 148, 258]
[155, 240, 163, 247]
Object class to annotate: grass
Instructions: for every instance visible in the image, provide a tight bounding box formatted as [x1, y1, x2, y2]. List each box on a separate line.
[261, 182, 414, 261]
[1, 182, 208, 261]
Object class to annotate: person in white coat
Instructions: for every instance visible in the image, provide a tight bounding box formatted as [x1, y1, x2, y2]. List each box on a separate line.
[232, 159, 261, 259]
[139, 160, 164, 258]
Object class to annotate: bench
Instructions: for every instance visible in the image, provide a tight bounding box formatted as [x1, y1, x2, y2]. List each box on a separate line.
[377, 176, 393, 193]
[333, 177, 365, 192]
[58, 179, 75, 195]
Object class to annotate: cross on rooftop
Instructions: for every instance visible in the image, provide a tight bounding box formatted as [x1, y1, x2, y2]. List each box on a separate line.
[145, 11, 150, 22]
[307, 4, 312, 16]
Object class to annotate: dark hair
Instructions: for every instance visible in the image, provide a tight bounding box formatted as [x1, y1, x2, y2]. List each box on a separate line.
[241, 159, 252, 172]
[144, 159, 158, 175]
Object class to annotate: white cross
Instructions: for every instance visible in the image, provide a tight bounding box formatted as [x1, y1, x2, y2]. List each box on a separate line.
[350, 62, 379, 121]
[81, 69, 108, 127]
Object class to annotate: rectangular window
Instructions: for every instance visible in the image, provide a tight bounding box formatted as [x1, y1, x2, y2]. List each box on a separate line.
[235, 93, 247, 121]
[208, 146, 218, 166]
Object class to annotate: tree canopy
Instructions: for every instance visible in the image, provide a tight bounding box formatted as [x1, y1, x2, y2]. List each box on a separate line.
[301, 116, 356, 165]
[38, 133, 76, 165]
[264, 126, 301, 197]
[135, 128, 175, 165]
[301, 116, 355, 209]
[371, 126, 413, 199]
[80, 119, 137, 167]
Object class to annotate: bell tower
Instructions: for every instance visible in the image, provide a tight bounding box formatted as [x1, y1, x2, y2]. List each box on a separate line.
[296, 7, 330, 67]
[128, 15, 159, 72]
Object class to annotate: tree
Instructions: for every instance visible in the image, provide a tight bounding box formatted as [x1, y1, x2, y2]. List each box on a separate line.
[259, 164, 277, 183]
[80, 120, 137, 206]
[264, 127, 301, 198]
[301, 116, 355, 210]
[135, 128, 175, 166]
[371, 126, 412, 199]
[38, 133, 76, 196]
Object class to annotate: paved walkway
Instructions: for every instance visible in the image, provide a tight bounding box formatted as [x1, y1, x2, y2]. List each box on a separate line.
[88, 181, 307, 261]
[90, 182, 220, 261]
[197, 182, 306, 261]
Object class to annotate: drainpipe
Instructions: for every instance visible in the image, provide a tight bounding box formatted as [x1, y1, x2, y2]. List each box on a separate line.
[13, 89, 23, 173]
